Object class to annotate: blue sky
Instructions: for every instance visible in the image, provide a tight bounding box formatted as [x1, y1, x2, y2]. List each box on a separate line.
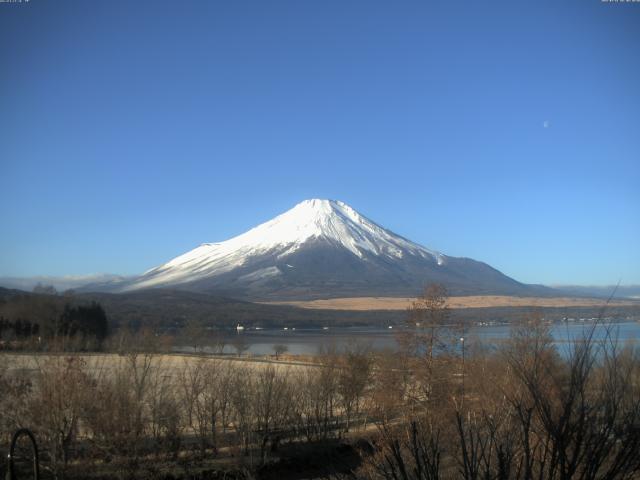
[1, 0, 638, 285]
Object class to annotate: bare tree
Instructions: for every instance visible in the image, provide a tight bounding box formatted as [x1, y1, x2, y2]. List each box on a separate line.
[369, 420, 442, 480]
[148, 360, 182, 458]
[181, 319, 206, 353]
[178, 359, 206, 454]
[200, 359, 232, 452]
[210, 329, 227, 355]
[253, 365, 293, 463]
[229, 366, 255, 455]
[398, 284, 455, 407]
[273, 344, 288, 359]
[338, 342, 373, 432]
[370, 350, 411, 424]
[293, 352, 340, 441]
[232, 334, 251, 357]
[27, 356, 91, 478]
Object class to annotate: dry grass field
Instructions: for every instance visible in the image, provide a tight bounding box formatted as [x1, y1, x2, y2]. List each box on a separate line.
[0, 352, 317, 376]
[264, 295, 640, 311]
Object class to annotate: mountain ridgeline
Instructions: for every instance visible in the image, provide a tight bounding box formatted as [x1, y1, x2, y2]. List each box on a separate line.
[82, 199, 553, 300]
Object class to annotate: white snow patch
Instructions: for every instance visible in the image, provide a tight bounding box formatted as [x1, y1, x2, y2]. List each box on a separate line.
[238, 266, 281, 282]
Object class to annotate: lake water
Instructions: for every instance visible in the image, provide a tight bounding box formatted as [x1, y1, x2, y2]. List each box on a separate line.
[190, 321, 640, 357]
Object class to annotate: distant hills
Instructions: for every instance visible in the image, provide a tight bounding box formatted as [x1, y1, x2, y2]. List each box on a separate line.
[0, 274, 129, 293]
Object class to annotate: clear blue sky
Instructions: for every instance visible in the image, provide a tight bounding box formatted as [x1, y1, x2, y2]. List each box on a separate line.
[1, 0, 638, 285]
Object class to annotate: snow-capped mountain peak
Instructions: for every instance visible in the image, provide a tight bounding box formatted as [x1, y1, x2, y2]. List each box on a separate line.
[128, 199, 443, 291]
[78, 199, 542, 299]
[218, 198, 441, 260]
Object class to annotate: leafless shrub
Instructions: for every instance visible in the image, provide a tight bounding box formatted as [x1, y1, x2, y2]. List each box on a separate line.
[273, 343, 288, 359]
[254, 365, 294, 463]
[230, 365, 255, 456]
[369, 420, 442, 480]
[27, 355, 92, 478]
[293, 350, 341, 442]
[232, 334, 251, 357]
[338, 342, 373, 432]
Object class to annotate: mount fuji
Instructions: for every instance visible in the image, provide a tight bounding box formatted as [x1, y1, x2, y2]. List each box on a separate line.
[96, 199, 551, 299]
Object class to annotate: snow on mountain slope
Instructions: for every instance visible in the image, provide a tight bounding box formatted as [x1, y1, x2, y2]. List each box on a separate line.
[126, 199, 445, 291]
[105, 198, 551, 299]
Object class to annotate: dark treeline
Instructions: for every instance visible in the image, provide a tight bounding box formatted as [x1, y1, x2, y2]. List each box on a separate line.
[0, 317, 40, 338]
[0, 289, 109, 349]
[57, 303, 109, 342]
[1, 285, 639, 334]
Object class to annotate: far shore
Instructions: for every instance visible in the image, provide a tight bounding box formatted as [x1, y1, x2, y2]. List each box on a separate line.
[262, 295, 640, 311]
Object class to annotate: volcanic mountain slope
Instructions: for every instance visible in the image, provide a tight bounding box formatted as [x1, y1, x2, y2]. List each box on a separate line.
[101, 199, 552, 299]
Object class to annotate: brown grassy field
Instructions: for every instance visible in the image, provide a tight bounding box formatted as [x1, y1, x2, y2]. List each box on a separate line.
[263, 295, 640, 311]
[0, 352, 317, 376]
